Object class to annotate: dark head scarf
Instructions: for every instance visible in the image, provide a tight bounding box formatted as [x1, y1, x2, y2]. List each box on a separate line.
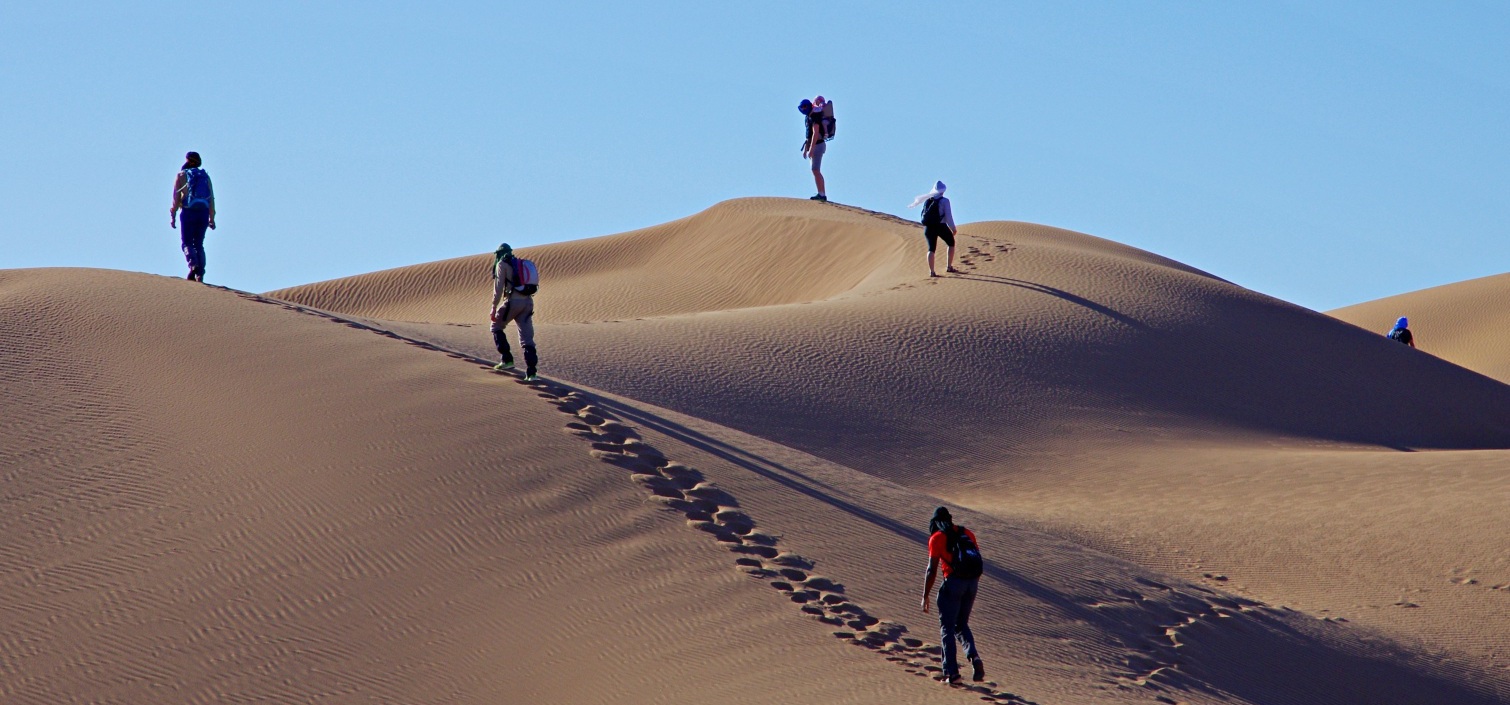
[182, 151, 202, 170]
[929, 506, 954, 537]
[492, 243, 513, 277]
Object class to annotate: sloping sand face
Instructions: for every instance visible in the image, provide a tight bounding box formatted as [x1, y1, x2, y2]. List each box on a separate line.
[1, 268, 997, 705]
[1329, 271, 1510, 384]
[268, 198, 1510, 702]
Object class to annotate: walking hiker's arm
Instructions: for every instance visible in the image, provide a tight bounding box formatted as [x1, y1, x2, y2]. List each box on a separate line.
[490, 263, 507, 318]
[207, 175, 216, 229]
[921, 557, 939, 612]
[169, 172, 185, 226]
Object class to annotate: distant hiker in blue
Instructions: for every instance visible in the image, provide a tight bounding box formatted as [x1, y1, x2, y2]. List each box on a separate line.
[169, 151, 216, 282]
[1387, 317, 1416, 348]
[799, 97, 835, 202]
[489, 243, 540, 381]
[909, 181, 958, 277]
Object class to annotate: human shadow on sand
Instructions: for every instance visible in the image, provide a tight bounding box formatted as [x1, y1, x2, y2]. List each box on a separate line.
[949, 273, 1148, 331]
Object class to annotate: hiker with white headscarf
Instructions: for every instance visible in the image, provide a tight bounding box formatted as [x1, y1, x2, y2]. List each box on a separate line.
[910, 181, 958, 277]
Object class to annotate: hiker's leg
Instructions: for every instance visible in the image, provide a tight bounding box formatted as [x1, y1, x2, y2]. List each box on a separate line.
[180, 208, 209, 278]
[956, 579, 979, 662]
[936, 578, 963, 677]
[810, 142, 826, 196]
[942, 231, 956, 272]
[490, 313, 513, 363]
[925, 230, 940, 275]
[517, 301, 538, 371]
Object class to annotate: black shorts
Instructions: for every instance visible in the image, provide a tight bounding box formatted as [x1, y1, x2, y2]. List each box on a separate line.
[924, 225, 955, 253]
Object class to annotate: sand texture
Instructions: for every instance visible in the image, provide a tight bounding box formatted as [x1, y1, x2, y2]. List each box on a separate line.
[6, 197, 1509, 703]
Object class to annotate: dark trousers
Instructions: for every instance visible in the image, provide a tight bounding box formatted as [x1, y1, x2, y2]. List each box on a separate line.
[937, 577, 979, 677]
[924, 224, 955, 253]
[180, 206, 209, 277]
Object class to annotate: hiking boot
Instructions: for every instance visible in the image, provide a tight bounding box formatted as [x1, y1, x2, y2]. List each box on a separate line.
[524, 367, 538, 381]
[493, 360, 514, 371]
[971, 658, 985, 682]
[809, 194, 827, 202]
[941, 673, 961, 685]
[946, 266, 961, 274]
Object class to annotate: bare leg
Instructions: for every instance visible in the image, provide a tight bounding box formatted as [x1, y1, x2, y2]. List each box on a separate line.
[927, 251, 938, 277]
[813, 169, 825, 197]
[947, 245, 957, 273]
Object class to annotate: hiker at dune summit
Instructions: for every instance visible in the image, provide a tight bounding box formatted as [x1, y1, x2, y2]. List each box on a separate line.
[1387, 317, 1416, 348]
[169, 151, 216, 283]
[799, 96, 835, 202]
[921, 506, 986, 685]
[909, 181, 958, 277]
[489, 243, 540, 381]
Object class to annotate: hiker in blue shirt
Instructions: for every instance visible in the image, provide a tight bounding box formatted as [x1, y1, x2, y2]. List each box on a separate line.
[169, 151, 216, 282]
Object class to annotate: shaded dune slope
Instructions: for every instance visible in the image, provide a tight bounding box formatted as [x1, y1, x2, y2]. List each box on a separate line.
[1329, 271, 1510, 384]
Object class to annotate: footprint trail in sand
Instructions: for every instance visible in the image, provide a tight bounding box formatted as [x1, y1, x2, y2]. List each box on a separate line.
[223, 283, 1037, 705]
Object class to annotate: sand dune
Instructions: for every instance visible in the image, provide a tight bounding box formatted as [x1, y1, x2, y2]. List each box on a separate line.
[0, 269, 971, 704]
[1329, 272, 1510, 384]
[8, 197, 1510, 704]
[271, 197, 1510, 703]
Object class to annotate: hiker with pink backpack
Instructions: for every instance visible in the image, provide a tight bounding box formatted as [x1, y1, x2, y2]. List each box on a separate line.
[488, 243, 540, 380]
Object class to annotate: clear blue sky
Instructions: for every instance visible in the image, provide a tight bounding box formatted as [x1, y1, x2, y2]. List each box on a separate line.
[3, 1, 1507, 310]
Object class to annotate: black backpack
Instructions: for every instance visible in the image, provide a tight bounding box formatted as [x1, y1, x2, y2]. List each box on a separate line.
[1388, 327, 1412, 345]
[948, 526, 984, 580]
[921, 196, 945, 227]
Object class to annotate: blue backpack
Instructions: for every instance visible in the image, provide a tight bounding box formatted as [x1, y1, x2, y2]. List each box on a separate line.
[179, 168, 214, 209]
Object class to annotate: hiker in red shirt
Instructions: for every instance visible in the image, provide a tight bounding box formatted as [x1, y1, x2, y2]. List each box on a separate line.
[921, 506, 985, 685]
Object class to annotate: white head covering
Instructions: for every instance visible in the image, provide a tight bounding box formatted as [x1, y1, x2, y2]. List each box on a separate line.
[908, 181, 947, 209]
